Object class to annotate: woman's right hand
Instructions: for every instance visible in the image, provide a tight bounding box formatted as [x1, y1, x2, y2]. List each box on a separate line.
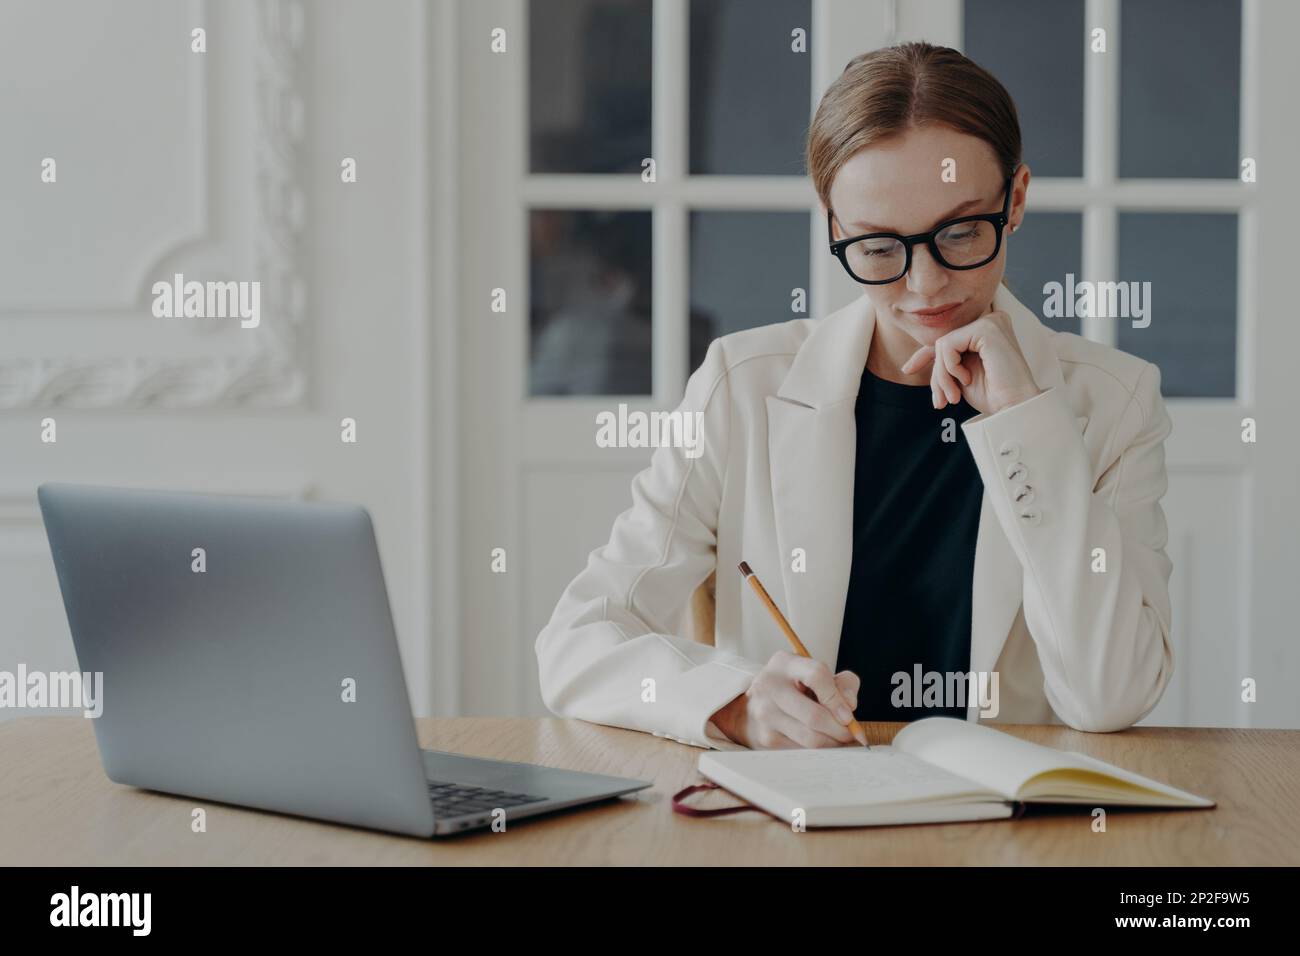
[709, 651, 861, 749]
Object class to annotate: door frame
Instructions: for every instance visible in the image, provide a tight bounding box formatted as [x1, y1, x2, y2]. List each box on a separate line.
[450, 0, 1300, 727]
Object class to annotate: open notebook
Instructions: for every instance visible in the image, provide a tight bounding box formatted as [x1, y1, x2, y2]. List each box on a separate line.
[697, 716, 1214, 827]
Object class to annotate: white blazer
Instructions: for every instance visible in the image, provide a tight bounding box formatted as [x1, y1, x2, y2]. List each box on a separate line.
[536, 284, 1175, 750]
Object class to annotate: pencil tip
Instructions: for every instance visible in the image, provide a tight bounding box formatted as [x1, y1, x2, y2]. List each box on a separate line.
[738, 561, 752, 577]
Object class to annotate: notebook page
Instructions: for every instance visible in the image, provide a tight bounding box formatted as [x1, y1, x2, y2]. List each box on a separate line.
[705, 745, 996, 809]
[892, 716, 1092, 797]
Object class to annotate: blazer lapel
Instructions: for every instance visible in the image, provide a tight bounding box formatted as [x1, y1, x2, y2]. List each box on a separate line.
[766, 286, 1070, 682]
[766, 296, 873, 666]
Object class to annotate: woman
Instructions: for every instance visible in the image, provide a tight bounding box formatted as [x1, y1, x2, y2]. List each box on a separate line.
[536, 42, 1174, 750]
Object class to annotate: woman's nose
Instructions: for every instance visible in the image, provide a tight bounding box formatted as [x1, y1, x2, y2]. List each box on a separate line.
[905, 243, 949, 296]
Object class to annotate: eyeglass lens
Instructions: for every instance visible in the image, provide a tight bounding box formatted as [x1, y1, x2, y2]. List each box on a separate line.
[841, 219, 1000, 283]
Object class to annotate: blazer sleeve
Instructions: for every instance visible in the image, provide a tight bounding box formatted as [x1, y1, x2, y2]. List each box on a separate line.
[535, 338, 763, 750]
[960, 362, 1175, 732]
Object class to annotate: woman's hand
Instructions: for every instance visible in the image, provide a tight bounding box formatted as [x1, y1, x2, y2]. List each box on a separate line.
[709, 652, 861, 749]
[899, 309, 1041, 415]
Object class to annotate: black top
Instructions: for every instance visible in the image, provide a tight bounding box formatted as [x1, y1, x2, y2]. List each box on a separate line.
[835, 366, 985, 722]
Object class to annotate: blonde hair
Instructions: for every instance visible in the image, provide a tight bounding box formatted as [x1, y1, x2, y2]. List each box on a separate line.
[806, 43, 1022, 288]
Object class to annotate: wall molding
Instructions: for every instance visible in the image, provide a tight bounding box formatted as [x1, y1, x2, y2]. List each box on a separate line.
[0, 0, 309, 410]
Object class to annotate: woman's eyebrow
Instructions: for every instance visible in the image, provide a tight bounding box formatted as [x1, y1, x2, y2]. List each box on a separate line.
[848, 196, 983, 233]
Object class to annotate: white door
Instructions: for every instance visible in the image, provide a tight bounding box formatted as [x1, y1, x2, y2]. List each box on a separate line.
[457, 0, 1300, 729]
[876, 0, 1300, 730]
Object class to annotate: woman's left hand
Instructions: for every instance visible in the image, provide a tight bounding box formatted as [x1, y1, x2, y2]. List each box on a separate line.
[900, 309, 1042, 415]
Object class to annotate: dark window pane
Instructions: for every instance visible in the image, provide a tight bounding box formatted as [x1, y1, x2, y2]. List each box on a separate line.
[689, 0, 811, 175]
[1120, 0, 1241, 178]
[689, 210, 809, 373]
[529, 210, 652, 395]
[1004, 211, 1083, 334]
[964, 0, 1084, 178]
[529, 0, 653, 174]
[1116, 212, 1237, 397]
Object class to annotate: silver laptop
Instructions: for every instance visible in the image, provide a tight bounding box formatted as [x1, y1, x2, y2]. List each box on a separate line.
[37, 482, 650, 837]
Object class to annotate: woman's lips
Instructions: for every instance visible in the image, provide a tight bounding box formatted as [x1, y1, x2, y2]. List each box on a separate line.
[907, 302, 963, 327]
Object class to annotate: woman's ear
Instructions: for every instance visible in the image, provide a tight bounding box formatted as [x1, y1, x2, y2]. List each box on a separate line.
[1010, 164, 1032, 232]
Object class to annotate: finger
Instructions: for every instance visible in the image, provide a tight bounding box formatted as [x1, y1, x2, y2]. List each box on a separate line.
[933, 338, 964, 404]
[775, 684, 855, 744]
[945, 315, 981, 346]
[751, 725, 803, 750]
[930, 350, 960, 407]
[746, 696, 805, 750]
[940, 337, 973, 387]
[784, 656, 854, 723]
[768, 704, 850, 749]
[765, 649, 795, 671]
[900, 345, 934, 375]
[834, 670, 860, 709]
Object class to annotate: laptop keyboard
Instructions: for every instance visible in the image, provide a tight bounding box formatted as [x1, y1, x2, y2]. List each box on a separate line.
[426, 780, 548, 818]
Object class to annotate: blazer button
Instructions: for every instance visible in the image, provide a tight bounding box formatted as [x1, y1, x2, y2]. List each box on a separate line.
[998, 440, 1022, 459]
[1018, 507, 1042, 526]
[1013, 484, 1035, 505]
[1006, 461, 1028, 482]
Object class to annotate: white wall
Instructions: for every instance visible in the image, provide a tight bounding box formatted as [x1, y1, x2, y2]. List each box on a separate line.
[0, 0, 458, 720]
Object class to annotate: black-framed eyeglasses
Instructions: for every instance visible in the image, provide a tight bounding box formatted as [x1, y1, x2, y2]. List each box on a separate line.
[828, 172, 1016, 285]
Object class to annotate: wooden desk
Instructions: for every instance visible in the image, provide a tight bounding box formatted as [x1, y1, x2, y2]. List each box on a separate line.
[1, 716, 1296, 865]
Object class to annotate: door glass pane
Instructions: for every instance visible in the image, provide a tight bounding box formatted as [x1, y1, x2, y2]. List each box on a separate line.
[529, 210, 653, 395]
[689, 0, 811, 175]
[529, 0, 653, 174]
[1116, 212, 1237, 398]
[1003, 212, 1083, 335]
[689, 210, 809, 373]
[964, 0, 1084, 178]
[1120, 0, 1241, 179]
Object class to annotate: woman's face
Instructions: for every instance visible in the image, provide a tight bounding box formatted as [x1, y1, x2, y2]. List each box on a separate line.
[825, 124, 1029, 351]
